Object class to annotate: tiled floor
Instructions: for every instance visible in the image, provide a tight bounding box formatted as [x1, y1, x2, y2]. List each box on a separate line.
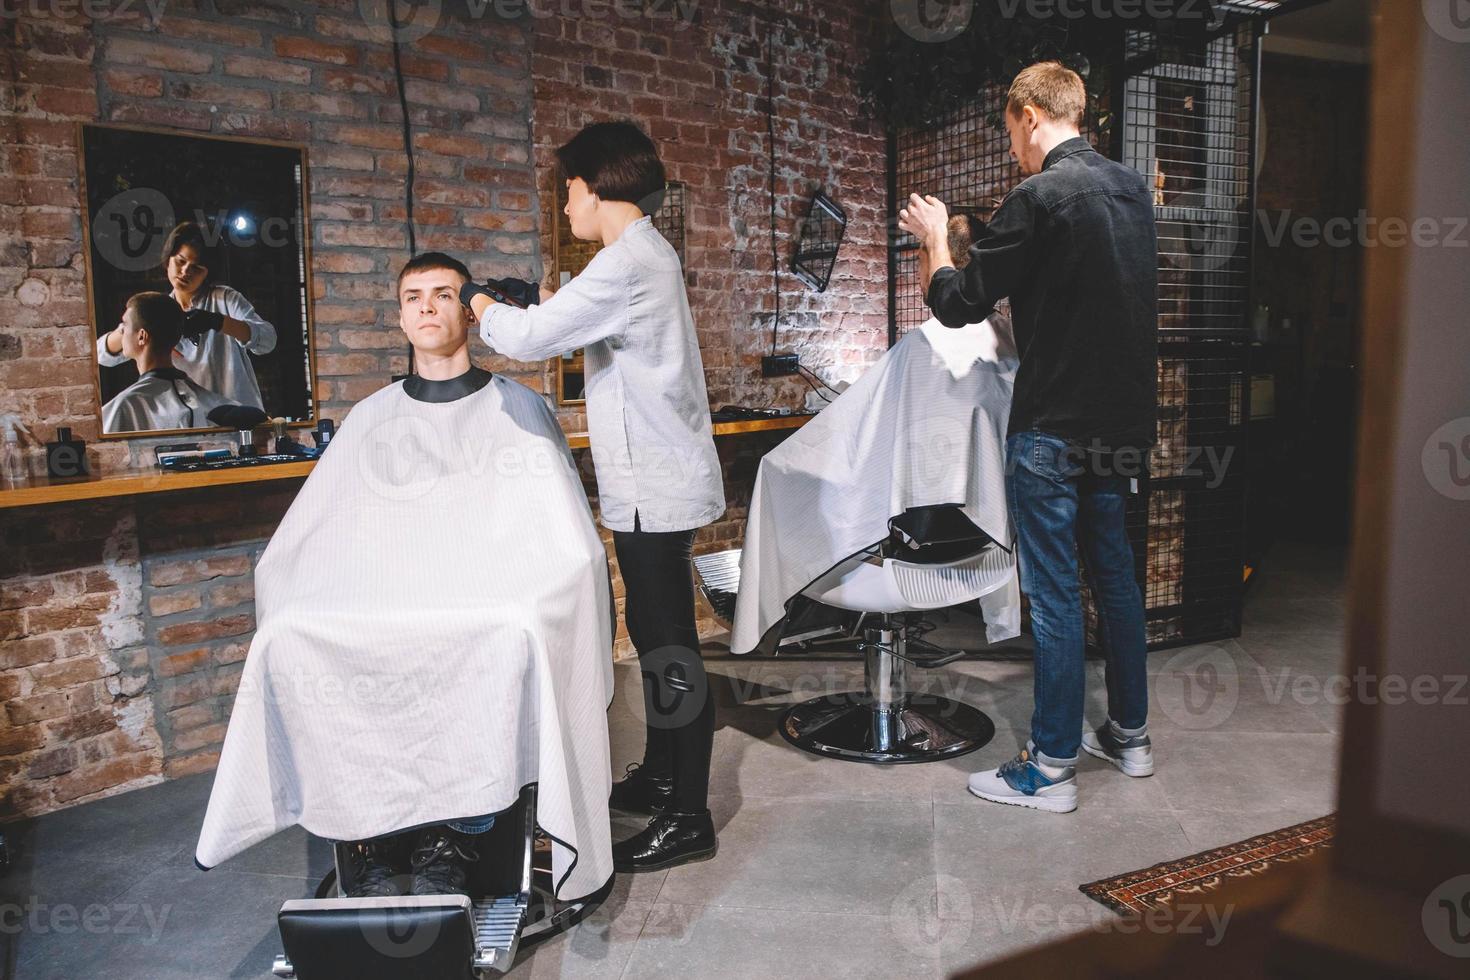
[0, 541, 1346, 979]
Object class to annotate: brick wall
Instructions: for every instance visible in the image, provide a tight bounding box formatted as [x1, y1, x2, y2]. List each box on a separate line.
[1, 0, 890, 819]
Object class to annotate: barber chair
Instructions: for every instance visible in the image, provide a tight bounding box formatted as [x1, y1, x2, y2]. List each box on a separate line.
[270, 786, 610, 979]
[780, 504, 1011, 764]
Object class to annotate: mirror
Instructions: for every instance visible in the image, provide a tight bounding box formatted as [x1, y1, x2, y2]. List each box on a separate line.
[791, 190, 846, 292]
[552, 179, 686, 405]
[80, 123, 316, 437]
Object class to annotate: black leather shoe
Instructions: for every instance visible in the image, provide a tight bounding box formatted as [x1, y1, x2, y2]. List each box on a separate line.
[612, 810, 717, 873]
[609, 763, 673, 816]
[409, 827, 480, 896]
[345, 841, 404, 898]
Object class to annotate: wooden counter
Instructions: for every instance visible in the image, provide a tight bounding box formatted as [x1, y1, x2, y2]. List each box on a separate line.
[0, 414, 811, 509]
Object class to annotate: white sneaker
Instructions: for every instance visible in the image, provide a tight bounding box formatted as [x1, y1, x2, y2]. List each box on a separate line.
[1080, 724, 1154, 777]
[967, 748, 1077, 813]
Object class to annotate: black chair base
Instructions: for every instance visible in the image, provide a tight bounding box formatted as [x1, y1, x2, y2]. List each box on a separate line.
[780, 692, 995, 764]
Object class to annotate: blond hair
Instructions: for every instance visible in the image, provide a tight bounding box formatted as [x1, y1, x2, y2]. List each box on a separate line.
[1006, 61, 1086, 127]
[947, 214, 977, 269]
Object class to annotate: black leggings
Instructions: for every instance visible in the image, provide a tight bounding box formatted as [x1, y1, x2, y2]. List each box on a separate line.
[611, 518, 713, 813]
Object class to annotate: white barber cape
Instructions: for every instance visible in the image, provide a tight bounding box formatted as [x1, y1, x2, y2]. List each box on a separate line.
[194, 372, 615, 900]
[731, 316, 1022, 654]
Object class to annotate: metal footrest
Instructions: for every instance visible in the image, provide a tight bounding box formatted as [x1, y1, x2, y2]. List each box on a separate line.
[471, 895, 528, 974]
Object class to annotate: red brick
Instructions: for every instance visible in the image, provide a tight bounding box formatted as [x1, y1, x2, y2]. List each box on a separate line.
[0, 724, 43, 757]
[156, 613, 255, 648]
[156, 17, 264, 47]
[320, 124, 405, 151]
[168, 80, 273, 111]
[44, 706, 116, 743]
[160, 675, 215, 710]
[274, 36, 358, 66]
[319, 69, 391, 95]
[107, 103, 214, 132]
[149, 555, 252, 588]
[172, 722, 228, 753]
[278, 92, 366, 118]
[33, 87, 98, 117]
[28, 746, 78, 779]
[222, 54, 311, 86]
[208, 582, 254, 608]
[106, 37, 213, 74]
[319, 223, 407, 249]
[157, 648, 211, 678]
[51, 753, 160, 805]
[168, 702, 217, 732]
[28, 655, 115, 690]
[315, 253, 379, 275]
[7, 685, 95, 725]
[164, 751, 219, 778]
[1, 579, 55, 610]
[148, 590, 202, 617]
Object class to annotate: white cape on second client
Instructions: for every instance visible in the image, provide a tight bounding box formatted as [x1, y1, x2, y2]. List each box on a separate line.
[731, 316, 1021, 654]
[194, 374, 615, 900]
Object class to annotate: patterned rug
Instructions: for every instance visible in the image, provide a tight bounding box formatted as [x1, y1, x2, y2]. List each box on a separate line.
[1079, 814, 1336, 915]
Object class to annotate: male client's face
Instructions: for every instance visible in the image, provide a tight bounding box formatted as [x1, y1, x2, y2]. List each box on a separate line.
[398, 268, 472, 357]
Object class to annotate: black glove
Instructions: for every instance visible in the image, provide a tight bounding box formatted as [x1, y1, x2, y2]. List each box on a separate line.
[460, 277, 540, 311]
[180, 308, 224, 342]
[489, 276, 540, 308]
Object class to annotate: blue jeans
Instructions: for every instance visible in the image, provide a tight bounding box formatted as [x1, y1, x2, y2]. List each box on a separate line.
[1005, 430, 1149, 767]
[447, 813, 496, 835]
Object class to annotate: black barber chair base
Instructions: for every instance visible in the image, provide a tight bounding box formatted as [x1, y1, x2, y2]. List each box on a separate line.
[782, 693, 995, 764]
[271, 786, 610, 979]
[780, 620, 997, 764]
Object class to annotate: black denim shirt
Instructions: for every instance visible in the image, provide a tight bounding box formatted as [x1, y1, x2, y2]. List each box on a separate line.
[926, 137, 1159, 451]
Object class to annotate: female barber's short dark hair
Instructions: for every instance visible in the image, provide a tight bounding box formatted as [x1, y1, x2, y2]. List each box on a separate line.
[160, 221, 216, 278]
[555, 121, 667, 215]
[128, 291, 184, 354]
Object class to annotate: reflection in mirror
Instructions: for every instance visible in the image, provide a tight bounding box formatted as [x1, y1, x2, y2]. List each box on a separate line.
[81, 124, 315, 437]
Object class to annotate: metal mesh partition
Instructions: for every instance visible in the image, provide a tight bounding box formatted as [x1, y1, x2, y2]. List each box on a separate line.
[889, 85, 1019, 344]
[886, 21, 1259, 649]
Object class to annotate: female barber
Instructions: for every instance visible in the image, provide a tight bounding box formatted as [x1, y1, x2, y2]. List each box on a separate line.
[98, 221, 277, 411]
[463, 120, 725, 873]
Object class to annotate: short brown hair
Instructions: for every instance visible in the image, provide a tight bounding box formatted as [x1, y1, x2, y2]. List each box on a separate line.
[127, 291, 183, 354]
[947, 214, 981, 270]
[396, 251, 469, 291]
[1006, 61, 1086, 127]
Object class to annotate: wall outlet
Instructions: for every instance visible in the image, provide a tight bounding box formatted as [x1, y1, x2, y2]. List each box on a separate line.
[762, 353, 800, 377]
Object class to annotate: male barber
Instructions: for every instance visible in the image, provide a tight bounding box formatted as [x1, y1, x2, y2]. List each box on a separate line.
[899, 61, 1159, 813]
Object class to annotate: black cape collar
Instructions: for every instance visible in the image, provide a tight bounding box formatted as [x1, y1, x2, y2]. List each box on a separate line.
[403, 366, 494, 403]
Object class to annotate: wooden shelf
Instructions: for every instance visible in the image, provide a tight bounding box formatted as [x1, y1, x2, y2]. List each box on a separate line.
[563, 414, 812, 449]
[0, 460, 317, 510]
[0, 415, 812, 509]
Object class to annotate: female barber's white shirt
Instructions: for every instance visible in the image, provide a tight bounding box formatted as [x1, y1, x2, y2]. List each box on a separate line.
[478, 216, 725, 533]
[96, 284, 276, 411]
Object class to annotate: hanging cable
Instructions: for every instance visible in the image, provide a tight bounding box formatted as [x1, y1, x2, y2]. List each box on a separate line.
[765, 0, 781, 356]
[388, 2, 418, 375]
[798, 364, 841, 398]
